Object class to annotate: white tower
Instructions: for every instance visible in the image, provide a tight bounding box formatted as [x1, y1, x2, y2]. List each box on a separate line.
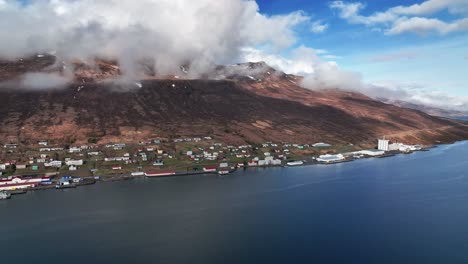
[378, 138, 389, 151]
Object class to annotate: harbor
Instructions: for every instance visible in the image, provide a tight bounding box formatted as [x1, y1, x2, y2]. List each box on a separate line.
[0, 137, 437, 200]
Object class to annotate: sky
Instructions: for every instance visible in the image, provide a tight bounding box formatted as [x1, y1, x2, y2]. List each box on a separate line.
[1, 0, 468, 110]
[254, 0, 468, 98]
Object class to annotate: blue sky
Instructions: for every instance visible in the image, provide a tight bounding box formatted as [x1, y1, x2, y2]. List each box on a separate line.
[255, 0, 468, 97]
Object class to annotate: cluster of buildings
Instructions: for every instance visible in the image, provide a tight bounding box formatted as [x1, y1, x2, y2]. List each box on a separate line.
[314, 139, 424, 164]
[377, 139, 422, 152]
[0, 175, 52, 191]
[0, 135, 429, 182]
[173, 136, 212, 143]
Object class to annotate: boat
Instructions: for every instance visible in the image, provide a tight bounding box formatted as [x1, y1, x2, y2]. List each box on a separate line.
[218, 170, 230, 175]
[286, 160, 304, 166]
[0, 191, 11, 200]
[55, 183, 77, 189]
[77, 178, 97, 186]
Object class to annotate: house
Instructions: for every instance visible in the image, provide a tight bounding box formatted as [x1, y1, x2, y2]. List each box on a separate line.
[4, 144, 18, 149]
[313, 143, 332, 148]
[203, 166, 217, 172]
[38, 141, 48, 146]
[112, 166, 122, 170]
[0, 164, 6, 170]
[69, 147, 82, 153]
[50, 148, 64, 151]
[45, 161, 63, 168]
[58, 176, 72, 186]
[248, 160, 258, 166]
[66, 160, 84, 166]
[16, 164, 27, 169]
[69, 165, 77, 171]
[271, 159, 282, 166]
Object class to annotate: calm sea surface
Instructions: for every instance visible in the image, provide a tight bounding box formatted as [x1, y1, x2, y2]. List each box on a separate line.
[1, 141, 468, 264]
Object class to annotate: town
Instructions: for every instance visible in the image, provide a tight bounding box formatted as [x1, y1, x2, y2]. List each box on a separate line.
[0, 136, 426, 199]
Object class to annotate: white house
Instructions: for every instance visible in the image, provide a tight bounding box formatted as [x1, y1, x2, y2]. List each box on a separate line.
[16, 164, 27, 169]
[69, 147, 82, 153]
[66, 160, 84, 166]
[45, 161, 62, 168]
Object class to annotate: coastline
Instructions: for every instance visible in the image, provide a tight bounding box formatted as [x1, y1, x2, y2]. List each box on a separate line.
[3, 141, 462, 199]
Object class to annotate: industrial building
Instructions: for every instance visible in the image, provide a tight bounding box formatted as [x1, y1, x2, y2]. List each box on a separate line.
[316, 154, 345, 163]
[378, 139, 390, 151]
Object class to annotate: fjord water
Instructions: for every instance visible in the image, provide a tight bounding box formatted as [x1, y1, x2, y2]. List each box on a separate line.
[2, 142, 468, 263]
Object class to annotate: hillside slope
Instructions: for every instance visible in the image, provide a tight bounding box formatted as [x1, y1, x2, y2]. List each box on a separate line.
[0, 57, 467, 145]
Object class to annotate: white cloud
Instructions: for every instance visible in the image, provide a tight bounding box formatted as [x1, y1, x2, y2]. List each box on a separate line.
[390, 0, 468, 16]
[329, 1, 397, 25]
[371, 80, 468, 112]
[386, 17, 468, 35]
[310, 20, 329, 33]
[243, 45, 467, 111]
[0, 0, 311, 77]
[329, 0, 468, 35]
[242, 45, 362, 91]
[241, 46, 317, 75]
[322, 54, 342, 60]
[302, 61, 364, 91]
[0, 72, 71, 90]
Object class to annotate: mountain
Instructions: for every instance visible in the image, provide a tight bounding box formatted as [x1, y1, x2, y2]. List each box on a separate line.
[380, 99, 468, 118]
[0, 55, 467, 146]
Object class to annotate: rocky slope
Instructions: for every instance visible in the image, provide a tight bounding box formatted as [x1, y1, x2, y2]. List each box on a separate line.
[0, 56, 467, 145]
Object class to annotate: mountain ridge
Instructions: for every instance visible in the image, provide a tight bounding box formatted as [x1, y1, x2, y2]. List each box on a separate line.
[0, 55, 467, 146]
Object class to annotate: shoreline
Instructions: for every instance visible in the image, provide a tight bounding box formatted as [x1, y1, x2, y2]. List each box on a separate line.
[2, 142, 456, 199]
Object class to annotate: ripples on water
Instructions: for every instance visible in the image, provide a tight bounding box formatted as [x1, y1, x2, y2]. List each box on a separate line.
[1, 141, 468, 264]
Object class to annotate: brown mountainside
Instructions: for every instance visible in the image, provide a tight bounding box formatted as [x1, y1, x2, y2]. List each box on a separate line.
[0, 56, 467, 145]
